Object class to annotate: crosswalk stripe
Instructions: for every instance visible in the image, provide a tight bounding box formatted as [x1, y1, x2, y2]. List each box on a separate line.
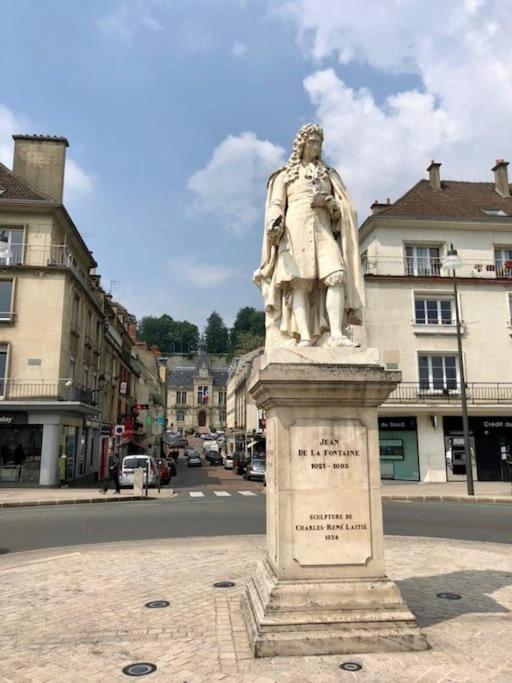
[213, 491, 231, 497]
[239, 491, 257, 496]
[189, 492, 205, 497]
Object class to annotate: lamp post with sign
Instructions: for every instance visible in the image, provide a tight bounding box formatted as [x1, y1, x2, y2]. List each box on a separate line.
[442, 244, 474, 496]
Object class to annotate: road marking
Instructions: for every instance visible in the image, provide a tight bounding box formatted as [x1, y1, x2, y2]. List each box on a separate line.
[189, 492, 205, 498]
[239, 491, 257, 496]
[213, 491, 231, 497]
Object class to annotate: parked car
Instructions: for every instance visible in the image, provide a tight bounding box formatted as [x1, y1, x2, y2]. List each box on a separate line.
[223, 453, 234, 470]
[119, 455, 159, 488]
[187, 452, 202, 467]
[244, 458, 266, 482]
[206, 450, 223, 466]
[171, 438, 188, 449]
[158, 459, 171, 485]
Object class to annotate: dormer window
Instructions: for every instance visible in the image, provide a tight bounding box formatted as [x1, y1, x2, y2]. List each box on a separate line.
[482, 208, 508, 217]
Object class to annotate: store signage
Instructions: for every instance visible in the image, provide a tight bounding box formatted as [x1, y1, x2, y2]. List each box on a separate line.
[120, 381, 127, 395]
[378, 417, 417, 431]
[0, 413, 28, 425]
[135, 404, 149, 410]
[482, 420, 512, 429]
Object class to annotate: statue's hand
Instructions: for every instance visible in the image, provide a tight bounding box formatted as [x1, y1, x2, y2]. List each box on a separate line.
[267, 215, 283, 244]
[325, 195, 341, 221]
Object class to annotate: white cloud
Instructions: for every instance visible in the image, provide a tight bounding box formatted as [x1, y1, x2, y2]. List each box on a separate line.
[232, 41, 247, 57]
[97, 0, 164, 41]
[167, 257, 239, 288]
[187, 132, 285, 234]
[281, 0, 512, 216]
[0, 102, 95, 202]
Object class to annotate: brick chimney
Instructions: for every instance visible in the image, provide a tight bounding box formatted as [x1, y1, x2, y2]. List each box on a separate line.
[150, 344, 160, 357]
[427, 161, 441, 191]
[492, 159, 510, 198]
[370, 199, 390, 215]
[128, 322, 138, 342]
[12, 134, 69, 203]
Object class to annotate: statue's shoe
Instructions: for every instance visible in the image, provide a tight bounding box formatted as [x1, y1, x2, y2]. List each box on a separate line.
[327, 335, 360, 348]
[285, 338, 298, 348]
[297, 339, 312, 348]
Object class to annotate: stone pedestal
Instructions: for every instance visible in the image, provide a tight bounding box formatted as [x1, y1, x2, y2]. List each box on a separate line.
[241, 347, 428, 657]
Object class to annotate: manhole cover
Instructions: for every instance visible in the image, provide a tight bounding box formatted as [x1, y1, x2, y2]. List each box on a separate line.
[122, 662, 157, 677]
[145, 600, 170, 608]
[340, 662, 362, 671]
[437, 592, 461, 600]
[213, 581, 235, 588]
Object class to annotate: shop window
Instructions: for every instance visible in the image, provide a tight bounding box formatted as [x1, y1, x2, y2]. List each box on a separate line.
[0, 280, 14, 322]
[418, 354, 458, 391]
[414, 297, 453, 325]
[0, 424, 43, 483]
[405, 245, 441, 276]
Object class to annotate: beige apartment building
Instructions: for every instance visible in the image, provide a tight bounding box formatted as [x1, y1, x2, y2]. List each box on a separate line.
[166, 339, 227, 433]
[226, 348, 264, 455]
[0, 135, 103, 486]
[360, 159, 512, 483]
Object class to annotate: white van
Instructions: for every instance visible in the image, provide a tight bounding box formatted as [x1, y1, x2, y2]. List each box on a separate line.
[119, 455, 159, 488]
[203, 440, 219, 454]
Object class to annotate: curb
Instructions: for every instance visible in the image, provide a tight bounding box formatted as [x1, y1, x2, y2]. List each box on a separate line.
[0, 495, 154, 509]
[382, 494, 512, 504]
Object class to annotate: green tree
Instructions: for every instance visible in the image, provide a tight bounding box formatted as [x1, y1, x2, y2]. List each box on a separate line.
[137, 315, 199, 354]
[205, 311, 230, 353]
[230, 307, 265, 351]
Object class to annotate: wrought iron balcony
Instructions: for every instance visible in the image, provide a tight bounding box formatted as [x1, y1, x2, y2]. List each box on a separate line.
[0, 244, 100, 298]
[0, 378, 95, 405]
[386, 382, 512, 405]
[362, 255, 512, 280]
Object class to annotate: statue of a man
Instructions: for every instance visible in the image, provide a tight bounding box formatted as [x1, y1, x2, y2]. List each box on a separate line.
[253, 123, 363, 349]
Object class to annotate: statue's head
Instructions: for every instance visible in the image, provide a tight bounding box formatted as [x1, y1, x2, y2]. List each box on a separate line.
[293, 123, 324, 162]
[285, 123, 326, 183]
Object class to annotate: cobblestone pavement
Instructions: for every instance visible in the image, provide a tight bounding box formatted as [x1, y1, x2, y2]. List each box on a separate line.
[0, 535, 511, 682]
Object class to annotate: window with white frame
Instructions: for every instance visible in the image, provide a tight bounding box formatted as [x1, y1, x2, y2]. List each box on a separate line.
[494, 247, 512, 278]
[0, 344, 8, 397]
[0, 228, 23, 265]
[0, 280, 14, 322]
[405, 245, 441, 276]
[176, 390, 187, 405]
[414, 296, 453, 325]
[218, 390, 226, 405]
[418, 354, 458, 391]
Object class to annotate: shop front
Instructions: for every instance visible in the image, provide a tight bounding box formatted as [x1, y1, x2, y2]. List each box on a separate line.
[378, 416, 420, 481]
[0, 413, 43, 484]
[443, 416, 512, 481]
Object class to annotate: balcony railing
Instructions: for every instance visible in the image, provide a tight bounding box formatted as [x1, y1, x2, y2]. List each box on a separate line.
[362, 256, 512, 280]
[0, 378, 95, 405]
[0, 244, 99, 298]
[386, 382, 512, 405]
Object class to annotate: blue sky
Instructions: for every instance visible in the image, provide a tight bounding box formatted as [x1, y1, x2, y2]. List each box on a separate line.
[1, 0, 510, 328]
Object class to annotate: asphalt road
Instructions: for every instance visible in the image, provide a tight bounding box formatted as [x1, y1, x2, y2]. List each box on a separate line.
[0, 495, 511, 554]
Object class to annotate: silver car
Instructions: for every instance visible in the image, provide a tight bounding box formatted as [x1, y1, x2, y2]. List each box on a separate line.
[119, 455, 159, 487]
[223, 454, 234, 469]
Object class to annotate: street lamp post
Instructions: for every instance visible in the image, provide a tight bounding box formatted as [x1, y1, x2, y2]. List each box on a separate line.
[442, 244, 474, 496]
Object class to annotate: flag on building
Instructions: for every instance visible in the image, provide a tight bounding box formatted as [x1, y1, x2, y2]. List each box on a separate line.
[202, 387, 209, 404]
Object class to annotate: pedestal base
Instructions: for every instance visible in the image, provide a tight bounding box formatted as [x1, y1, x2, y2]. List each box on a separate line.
[242, 560, 428, 658]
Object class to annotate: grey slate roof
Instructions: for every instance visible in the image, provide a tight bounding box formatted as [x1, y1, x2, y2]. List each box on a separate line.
[168, 366, 228, 389]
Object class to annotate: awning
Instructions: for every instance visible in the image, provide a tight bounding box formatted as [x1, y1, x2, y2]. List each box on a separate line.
[246, 440, 259, 449]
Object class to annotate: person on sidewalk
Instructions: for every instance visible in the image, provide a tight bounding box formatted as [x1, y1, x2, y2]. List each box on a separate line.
[102, 447, 121, 494]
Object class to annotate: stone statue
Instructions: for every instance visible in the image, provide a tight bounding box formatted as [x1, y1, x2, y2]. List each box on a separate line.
[253, 123, 363, 349]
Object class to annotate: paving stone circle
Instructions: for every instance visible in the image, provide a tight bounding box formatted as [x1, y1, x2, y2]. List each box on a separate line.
[122, 662, 157, 676]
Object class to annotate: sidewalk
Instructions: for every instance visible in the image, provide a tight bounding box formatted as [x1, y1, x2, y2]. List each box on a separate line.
[0, 480, 510, 508]
[0, 534, 511, 682]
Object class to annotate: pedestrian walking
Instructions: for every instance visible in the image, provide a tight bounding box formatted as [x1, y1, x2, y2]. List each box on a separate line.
[102, 447, 121, 494]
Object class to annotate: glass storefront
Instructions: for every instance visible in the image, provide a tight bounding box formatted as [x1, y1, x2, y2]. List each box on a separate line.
[0, 419, 43, 484]
[379, 417, 420, 481]
[61, 425, 79, 482]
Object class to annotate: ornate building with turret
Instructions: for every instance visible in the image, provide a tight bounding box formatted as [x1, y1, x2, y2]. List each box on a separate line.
[165, 338, 228, 433]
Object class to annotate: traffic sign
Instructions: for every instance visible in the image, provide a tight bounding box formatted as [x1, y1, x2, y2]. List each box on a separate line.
[156, 416, 165, 425]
